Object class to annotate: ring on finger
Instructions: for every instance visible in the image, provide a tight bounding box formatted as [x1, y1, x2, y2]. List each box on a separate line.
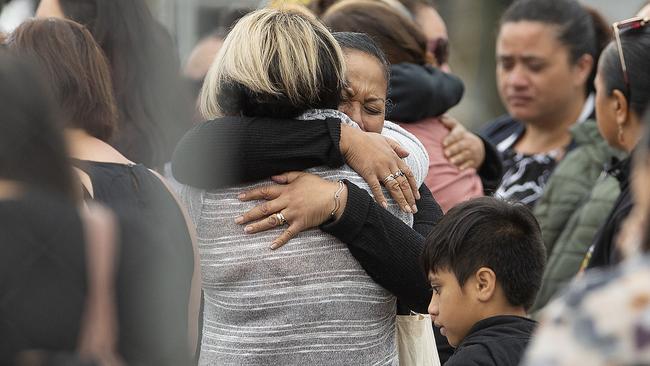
[383, 174, 396, 185]
[275, 212, 288, 226]
[394, 170, 405, 178]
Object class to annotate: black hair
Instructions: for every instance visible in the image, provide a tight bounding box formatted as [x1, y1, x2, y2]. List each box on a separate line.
[600, 25, 650, 118]
[333, 32, 390, 82]
[58, 0, 193, 169]
[0, 50, 77, 201]
[645, 104, 650, 150]
[421, 197, 546, 310]
[501, 0, 611, 95]
[641, 104, 650, 253]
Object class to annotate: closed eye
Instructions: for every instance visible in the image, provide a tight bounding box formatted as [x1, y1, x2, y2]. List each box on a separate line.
[364, 106, 383, 115]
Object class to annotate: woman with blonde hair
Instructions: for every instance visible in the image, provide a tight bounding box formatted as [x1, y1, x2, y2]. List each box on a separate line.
[176, 7, 428, 365]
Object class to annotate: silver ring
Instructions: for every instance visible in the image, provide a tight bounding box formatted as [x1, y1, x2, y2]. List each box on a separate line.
[394, 170, 405, 178]
[275, 212, 287, 226]
[383, 174, 396, 185]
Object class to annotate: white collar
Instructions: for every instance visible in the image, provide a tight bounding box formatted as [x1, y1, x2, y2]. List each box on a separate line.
[577, 93, 595, 124]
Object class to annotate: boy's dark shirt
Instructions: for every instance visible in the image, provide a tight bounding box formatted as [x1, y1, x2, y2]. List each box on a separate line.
[445, 315, 536, 366]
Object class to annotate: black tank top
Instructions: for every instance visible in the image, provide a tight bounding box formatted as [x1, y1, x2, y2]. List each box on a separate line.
[72, 160, 194, 366]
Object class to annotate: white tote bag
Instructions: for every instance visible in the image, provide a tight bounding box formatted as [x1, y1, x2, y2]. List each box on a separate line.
[396, 313, 441, 366]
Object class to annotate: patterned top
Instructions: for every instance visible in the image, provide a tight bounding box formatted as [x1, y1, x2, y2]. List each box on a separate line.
[177, 109, 429, 366]
[522, 255, 650, 366]
[495, 139, 560, 207]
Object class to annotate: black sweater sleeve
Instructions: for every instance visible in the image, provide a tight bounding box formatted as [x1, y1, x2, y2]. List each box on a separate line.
[413, 184, 443, 237]
[171, 116, 344, 189]
[387, 63, 464, 123]
[320, 181, 431, 314]
[477, 136, 504, 195]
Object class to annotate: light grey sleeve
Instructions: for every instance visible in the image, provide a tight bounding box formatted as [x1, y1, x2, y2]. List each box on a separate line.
[381, 121, 429, 187]
[163, 162, 204, 225]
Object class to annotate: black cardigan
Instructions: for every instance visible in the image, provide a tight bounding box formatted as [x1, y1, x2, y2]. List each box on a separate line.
[171, 116, 344, 189]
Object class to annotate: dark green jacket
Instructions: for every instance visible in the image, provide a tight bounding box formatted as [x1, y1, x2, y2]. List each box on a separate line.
[531, 120, 624, 313]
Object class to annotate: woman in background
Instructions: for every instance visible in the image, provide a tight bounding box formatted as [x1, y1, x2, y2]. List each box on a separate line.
[36, 0, 193, 170]
[585, 17, 650, 269]
[7, 18, 199, 365]
[527, 4, 617, 313]
[480, 0, 605, 206]
[524, 109, 650, 366]
[0, 49, 122, 366]
[323, 0, 483, 212]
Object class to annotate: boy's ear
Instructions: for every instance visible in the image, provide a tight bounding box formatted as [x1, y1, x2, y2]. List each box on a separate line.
[474, 267, 497, 303]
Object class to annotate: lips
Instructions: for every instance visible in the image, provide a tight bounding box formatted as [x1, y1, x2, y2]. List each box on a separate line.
[507, 95, 533, 106]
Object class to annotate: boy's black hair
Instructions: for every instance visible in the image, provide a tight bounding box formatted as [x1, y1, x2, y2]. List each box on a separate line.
[421, 197, 546, 310]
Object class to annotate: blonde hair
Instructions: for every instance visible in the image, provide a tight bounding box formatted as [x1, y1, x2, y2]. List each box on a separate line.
[268, 1, 317, 19]
[200, 7, 346, 119]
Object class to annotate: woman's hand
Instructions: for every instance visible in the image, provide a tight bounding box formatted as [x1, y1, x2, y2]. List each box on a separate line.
[236, 172, 348, 249]
[441, 115, 486, 170]
[339, 124, 419, 213]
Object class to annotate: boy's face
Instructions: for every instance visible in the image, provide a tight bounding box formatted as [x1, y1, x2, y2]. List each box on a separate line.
[427, 269, 480, 347]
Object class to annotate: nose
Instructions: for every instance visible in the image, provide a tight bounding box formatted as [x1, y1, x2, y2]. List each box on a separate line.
[427, 294, 439, 319]
[506, 65, 530, 90]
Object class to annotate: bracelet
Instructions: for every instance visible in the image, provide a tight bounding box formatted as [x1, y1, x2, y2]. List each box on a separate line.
[329, 180, 345, 219]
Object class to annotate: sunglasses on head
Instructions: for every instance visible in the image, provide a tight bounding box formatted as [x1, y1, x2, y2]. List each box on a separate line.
[427, 37, 449, 66]
[612, 17, 649, 97]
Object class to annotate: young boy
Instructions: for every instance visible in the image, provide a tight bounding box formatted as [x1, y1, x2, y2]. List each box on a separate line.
[421, 197, 546, 366]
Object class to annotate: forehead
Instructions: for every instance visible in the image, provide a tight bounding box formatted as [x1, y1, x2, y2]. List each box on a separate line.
[416, 5, 448, 40]
[497, 21, 565, 57]
[344, 49, 388, 94]
[428, 269, 455, 283]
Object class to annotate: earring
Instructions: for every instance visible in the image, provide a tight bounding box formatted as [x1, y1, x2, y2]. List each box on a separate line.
[618, 125, 625, 145]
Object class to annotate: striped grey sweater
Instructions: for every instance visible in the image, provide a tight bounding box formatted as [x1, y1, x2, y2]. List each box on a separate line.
[178, 110, 428, 365]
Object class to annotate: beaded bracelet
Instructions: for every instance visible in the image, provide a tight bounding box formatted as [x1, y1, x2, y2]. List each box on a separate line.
[329, 180, 345, 219]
